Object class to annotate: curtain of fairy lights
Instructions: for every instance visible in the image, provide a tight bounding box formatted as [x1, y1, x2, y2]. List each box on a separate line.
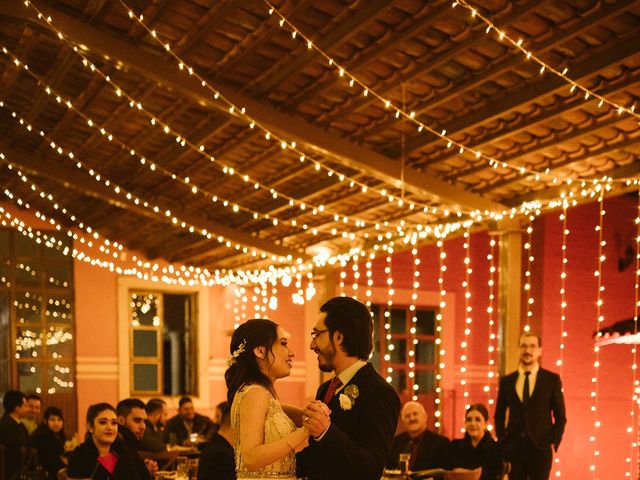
[590, 196, 606, 477]
[384, 246, 395, 383]
[485, 237, 498, 411]
[409, 246, 420, 401]
[435, 239, 447, 430]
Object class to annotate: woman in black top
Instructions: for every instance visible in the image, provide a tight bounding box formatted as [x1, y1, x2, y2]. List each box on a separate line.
[451, 403, 502, 480]
[28, 406, 67, 479]
[67, 402, 141, 480]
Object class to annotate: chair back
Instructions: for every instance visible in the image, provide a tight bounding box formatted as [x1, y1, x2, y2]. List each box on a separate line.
[443, 468, 482, 480]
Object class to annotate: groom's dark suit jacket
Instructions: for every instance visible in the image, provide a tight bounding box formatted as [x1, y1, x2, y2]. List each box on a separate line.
[296, 362, 400, 480]
[494, 367, 567, 452]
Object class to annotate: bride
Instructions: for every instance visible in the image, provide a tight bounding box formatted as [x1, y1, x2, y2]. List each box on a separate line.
[225, 318, 310, 479]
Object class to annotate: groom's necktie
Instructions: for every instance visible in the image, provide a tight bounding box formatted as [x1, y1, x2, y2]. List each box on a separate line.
[323, 377, 343, 403]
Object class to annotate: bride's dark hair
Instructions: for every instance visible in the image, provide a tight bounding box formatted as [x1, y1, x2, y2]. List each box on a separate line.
[225, 318, 279, 405]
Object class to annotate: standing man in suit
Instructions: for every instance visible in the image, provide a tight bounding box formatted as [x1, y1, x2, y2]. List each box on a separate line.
[0, 390, 29, 479]
[495, 332, 567, 480]
[297, 296, 401, 480]
[387, 401, 451, 471]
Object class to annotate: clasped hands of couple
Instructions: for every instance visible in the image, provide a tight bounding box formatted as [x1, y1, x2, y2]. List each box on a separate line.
[301, 399, 331, 439]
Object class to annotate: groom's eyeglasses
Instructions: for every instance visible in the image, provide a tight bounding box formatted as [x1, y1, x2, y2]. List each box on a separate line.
[310, 329, 329, 340]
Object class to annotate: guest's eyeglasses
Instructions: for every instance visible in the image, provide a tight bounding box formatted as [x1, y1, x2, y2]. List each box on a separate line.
[310, 329, 329, 340]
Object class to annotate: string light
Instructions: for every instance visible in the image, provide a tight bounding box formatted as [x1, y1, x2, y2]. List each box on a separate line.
[409, 246, 420, 401]
[384, 246, 395, 384]
[434, 239, 447, 430]
[460, 229, 472, 416]
[629, 190, 640, 479]
[523, 217, 535, 331]
[365, 253, 374, 309]
[485, 237, 498, 409]
[259, 1, 640, 188]
[453, 0, 640, 121]
[554, 204, 569, 478]
[0, 53, 391, 243]
[591, 195, 606, 477]
[339, 259, 346, 296]
[110, 2, 461, 221]
[351, 255, 360, 300]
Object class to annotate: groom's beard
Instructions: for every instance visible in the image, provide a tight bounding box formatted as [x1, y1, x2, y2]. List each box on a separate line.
[315, 342, 336, 372]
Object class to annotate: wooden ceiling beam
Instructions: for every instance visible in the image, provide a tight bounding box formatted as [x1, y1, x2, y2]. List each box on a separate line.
[364, 0, 639, 148]
[1, 0, 504, 213]
[445, 112, 635, 181]
[480, 135, 640, 194]
[506, 161, 640, 206]
[249, 0, 396, 97]
[318, 0, 548, 127]
[400, 29, 640, 155]
[0, 144, 306, 259]
[419, 75, 640, 170]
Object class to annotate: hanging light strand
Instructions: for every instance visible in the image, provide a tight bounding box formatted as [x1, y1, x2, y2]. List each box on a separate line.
[452, 0, 639, 121]
[434, 239, 447, 431]
[485, 236, 498, 410]
[590, 195, 606, 477]
[460, 229, 473, 415]
[523, 217, 534, 331]
[409, 246, 420, 401]
[261, 0, 639, 185]
[383, 246, 395, 384]
[629, 190, 640, 479]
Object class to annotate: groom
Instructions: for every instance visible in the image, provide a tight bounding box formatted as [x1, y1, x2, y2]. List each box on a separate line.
[297, 296, 401, 480]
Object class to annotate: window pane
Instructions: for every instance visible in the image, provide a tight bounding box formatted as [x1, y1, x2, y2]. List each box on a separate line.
[416, 309, 435, 335]
[415, 341, 435, 364]
[45, 296, 73, 324]
[133, 364, 158, 392]
[46, 326, 74, 360]
[16, 292, 42, 324]
[48, 363, 74, 393]
[0, 230, 9, 257]
[389, 369, 407, 393]
[416, 370, 435, 393]
[16, 326, 43, 359]
[15, 236, 39, 257]
[390, 308, 406, 334]
[45, 263, 73, 289]
[18, 361, 42, 392]
[133, 330, 158, 357]
[15, 260, 40, 287]
[0, 260, 10, 288]
[131, 293, 160, 327]
[389, 339, 406, 364]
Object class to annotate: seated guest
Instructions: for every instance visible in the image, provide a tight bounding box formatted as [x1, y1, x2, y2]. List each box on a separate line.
[451, 403, 502, 480]
[28, 406, 67, 479]
[67, 402, 141, 479]
[0, 390, 29, 480]
[387, 401, 451, 471]
[140, 398, 167, 452]
[116, 398, 157, 480]
[198, 401, 235, 480]
[22, 393, 43, 434]
[164, 396, 213, 445]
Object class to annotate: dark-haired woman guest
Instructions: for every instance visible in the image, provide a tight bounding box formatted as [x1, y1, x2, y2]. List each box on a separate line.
[451, 403, 502, 480]
[28, 406, 67, 478]
[225, 318, 310, 480]
[67, 402, 141, 480]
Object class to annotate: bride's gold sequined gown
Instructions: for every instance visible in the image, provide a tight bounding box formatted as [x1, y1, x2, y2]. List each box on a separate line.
[231, 384, 297, 480]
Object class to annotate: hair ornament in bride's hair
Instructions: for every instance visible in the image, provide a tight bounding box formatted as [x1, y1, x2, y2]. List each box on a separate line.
[227, 339, 247, 366]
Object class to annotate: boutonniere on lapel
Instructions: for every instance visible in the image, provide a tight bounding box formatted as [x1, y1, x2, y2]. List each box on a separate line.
[339, 384, 359, 411]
